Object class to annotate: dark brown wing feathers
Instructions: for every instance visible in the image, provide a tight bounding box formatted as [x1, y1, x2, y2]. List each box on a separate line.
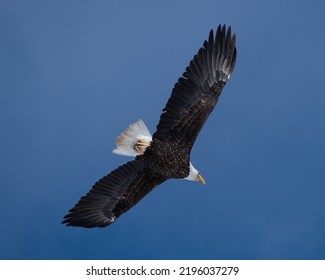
[62, 159, 166, 227]
[153, 25, 236, 148]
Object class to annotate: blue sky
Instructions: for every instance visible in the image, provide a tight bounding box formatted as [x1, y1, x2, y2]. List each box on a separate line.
[1, 0, 324, 259]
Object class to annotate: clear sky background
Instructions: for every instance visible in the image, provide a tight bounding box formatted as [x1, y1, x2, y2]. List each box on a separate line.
[1, 0, 324, 260]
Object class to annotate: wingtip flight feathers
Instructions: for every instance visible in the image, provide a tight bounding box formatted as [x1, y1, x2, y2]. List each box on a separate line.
[215, 24, 237, 82]
[182, 24, 236, 90]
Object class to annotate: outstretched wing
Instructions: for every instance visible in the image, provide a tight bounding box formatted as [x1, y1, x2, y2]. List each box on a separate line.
[153, 25, 237, 150]
[62, 159, 166, 228]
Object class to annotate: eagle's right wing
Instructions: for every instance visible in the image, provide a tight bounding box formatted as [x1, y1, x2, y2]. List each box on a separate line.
[153, 25, 236, 151]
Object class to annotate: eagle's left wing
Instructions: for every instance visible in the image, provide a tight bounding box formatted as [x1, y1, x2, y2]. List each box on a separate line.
[62, 158, 166, 228]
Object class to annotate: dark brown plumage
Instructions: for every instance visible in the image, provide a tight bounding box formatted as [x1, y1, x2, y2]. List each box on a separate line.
[62, 25, 237, 228]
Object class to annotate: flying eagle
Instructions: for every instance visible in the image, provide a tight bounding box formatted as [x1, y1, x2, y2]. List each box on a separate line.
[62, 25, 237, 228]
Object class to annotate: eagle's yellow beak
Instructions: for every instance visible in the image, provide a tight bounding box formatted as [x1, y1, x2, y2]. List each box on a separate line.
[198, 174, 206, 184]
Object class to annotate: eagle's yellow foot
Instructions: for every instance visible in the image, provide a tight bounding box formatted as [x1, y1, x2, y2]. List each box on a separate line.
[134, 140, 150, 155]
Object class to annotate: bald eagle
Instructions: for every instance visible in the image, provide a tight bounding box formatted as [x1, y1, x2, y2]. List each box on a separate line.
[62, 25, 237, 228]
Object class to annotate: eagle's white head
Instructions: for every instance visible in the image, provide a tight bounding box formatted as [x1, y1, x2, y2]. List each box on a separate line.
[185, 162, 205, 184]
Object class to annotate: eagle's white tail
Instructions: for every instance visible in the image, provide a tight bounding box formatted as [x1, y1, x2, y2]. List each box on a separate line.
[112, 119, 152, 156]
